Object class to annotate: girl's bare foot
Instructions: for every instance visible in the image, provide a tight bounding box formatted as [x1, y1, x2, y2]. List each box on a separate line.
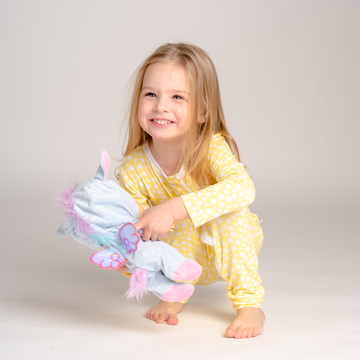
[225, 307, 265, 339]
[146, 300, 184, 325]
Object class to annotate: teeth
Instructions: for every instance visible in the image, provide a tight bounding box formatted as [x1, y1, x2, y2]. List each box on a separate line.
[153, 119, 172, 125]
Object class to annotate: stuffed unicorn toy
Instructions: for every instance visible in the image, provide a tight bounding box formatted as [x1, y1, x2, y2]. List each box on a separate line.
[56, 150, 202, 302]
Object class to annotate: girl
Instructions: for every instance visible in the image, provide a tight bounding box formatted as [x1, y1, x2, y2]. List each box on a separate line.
[116, 43, 265, 339]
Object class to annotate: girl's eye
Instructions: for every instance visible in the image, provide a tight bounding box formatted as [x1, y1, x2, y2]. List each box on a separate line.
[173, 95, 182, 100]
[146, 92, 156, 97]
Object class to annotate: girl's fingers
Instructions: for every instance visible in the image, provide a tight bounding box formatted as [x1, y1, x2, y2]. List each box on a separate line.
[150, 232, 160, 241]
[142, 229, 151, 241]
[133, 210, 174, 241]
[133, 220, 142, 232]
[116, 265, 129, 274]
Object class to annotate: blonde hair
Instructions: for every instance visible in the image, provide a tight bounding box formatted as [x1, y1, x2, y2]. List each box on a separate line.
[120, 43, 240, 190]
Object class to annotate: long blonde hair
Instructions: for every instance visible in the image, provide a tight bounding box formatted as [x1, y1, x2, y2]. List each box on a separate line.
[120, 43, 240, 190]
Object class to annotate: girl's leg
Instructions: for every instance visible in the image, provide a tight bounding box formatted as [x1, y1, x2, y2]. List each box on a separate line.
[202, 209, 264, 308]
[201, 209, 265, 338]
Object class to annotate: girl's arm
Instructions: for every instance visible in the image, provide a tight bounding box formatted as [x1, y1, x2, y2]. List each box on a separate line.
[119, 161, 189, 241]
[133, 134, 253, 238]
[123, 134, 253, 239]
[118, 164, 151, 212]
[134, 196, 190, 241]
[181, 133, 255, 229]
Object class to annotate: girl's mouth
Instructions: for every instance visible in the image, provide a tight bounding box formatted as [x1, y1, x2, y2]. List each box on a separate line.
[151, 119, 173, 125]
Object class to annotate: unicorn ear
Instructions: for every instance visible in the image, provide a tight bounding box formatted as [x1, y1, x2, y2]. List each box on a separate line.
[94, 150, 110, 181]
[56, 223, 72, 238]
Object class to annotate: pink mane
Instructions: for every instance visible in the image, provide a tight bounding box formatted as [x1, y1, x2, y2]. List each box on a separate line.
[125, 268, 149, 300]
[56, 184, 99, 239]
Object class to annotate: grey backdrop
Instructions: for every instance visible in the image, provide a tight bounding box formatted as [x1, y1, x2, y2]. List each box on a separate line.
[1, 1, 359, 359]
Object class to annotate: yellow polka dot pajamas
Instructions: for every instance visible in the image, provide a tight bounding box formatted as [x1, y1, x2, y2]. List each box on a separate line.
[118, 133, 265, 311]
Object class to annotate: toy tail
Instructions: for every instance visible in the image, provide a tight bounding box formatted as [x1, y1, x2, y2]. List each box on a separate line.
[125, 269, 149, 301]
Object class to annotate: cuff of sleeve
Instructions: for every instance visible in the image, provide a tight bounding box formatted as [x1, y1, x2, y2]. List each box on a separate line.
[136, 202, 144, 219]
[181, 193, 204, 229]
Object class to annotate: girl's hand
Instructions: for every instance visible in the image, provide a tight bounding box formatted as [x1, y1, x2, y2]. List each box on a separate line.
[116, 264, 129, 274]
[134, 197, 190, 241]
[134, 204, 175, 241]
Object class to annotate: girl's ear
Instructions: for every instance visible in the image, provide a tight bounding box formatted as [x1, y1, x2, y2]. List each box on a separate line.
[198, 116, 206, 123]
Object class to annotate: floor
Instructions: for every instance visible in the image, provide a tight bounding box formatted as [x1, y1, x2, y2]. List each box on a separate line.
[1, 199, 359, 360]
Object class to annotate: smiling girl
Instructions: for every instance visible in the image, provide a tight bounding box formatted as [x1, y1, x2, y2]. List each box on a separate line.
[116, 43, 265, 339]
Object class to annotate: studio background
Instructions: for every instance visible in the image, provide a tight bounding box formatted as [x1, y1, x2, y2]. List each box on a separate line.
[1, 1, 359, 359]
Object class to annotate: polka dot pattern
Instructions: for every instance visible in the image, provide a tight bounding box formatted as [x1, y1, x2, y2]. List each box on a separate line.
[181, 136, 256, 229]
[118, 134, 264, 310]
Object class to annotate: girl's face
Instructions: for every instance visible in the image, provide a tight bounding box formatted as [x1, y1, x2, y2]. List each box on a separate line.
[138, 61, 191, 146]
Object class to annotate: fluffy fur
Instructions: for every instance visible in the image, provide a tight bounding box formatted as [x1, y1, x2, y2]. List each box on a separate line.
[125, 268, 149, 301]
[56, 184, 100, 248]
[56, 185, 124, 252]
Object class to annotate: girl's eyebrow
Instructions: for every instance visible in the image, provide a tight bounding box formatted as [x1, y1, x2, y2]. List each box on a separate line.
[142, 86, 189, 95]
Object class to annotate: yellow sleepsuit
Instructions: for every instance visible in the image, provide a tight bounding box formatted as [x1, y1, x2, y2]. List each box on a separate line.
[118, 133, 264, 311]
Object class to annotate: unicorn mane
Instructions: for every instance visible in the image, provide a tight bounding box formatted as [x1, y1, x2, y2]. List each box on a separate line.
[56, 184, 101, 249]
[56, 184, 124, 252]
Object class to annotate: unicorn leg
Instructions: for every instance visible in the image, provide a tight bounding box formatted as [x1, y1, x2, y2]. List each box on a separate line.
[130, 239, 202, 282]
[161, 283, 194, 302]
[126, 267, 194, 302]
[146, 270, 194, 302]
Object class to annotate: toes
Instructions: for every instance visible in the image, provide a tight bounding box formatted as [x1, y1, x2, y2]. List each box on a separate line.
[166, 313, 179, 325]
[146, 310, 167, 324]
[252, 326, 262, 337]
[225, 327, 236, 338]
[145, 302, 182, 326]
[146, 311, 158, 322]
[239, 327, 249, 338]
[233, 327, 248, 339]
[234, 329, 243, 339]
[156, 313, 165, 324]
[226, 325, 247, 339]
[149, 312, 155, 321]
[232, 326, 243, 339]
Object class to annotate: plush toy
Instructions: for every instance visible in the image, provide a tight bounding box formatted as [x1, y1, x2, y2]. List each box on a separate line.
[56, 150, 202, 302]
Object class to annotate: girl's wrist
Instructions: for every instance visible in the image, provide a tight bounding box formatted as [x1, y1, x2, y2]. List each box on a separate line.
[164, 197, 190, 222]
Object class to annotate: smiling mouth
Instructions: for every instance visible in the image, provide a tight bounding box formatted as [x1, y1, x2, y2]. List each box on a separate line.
[151, 119, 173, 125]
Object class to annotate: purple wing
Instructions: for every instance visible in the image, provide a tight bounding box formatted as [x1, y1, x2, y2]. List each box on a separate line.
[119, 223, 140, 253]
[90, 248, 127, 269]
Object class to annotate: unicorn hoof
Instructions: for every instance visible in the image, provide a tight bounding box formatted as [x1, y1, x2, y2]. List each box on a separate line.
[174, 260, 202, 281]
[162, 284, 194, 302]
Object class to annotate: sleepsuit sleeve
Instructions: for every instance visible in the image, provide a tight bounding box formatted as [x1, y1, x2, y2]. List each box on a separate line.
[181, 134, 255, 229]
[118, 162, 150, 212]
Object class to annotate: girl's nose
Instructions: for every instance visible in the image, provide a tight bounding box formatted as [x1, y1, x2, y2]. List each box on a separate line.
[154, 98, 169, 113]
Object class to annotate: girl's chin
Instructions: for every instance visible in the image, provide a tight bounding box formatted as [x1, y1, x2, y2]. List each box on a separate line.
[150, 135, 183, 144]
